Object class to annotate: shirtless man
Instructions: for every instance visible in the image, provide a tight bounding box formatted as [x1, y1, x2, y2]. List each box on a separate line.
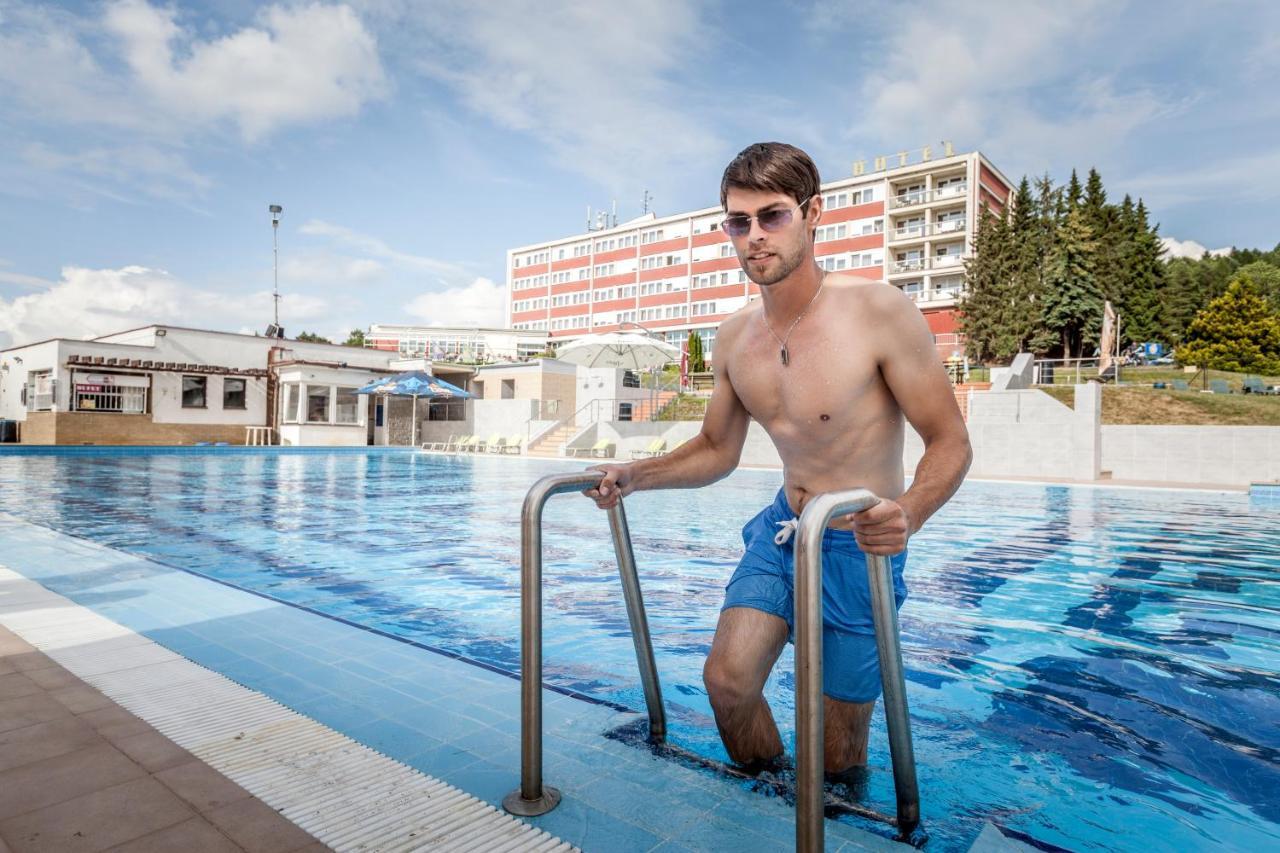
[586, 142, 971, 777]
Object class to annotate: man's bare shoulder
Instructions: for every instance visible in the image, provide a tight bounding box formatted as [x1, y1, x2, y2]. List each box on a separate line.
[717, 300, 757, 345]
[823, 274, 916, 317]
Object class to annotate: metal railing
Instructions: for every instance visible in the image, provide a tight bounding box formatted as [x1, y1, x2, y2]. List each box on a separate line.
[889, 182, 968, 209]
[794, 490, 921, 849]
[506, 476, 923, 850]
[503, 471, 666, 817]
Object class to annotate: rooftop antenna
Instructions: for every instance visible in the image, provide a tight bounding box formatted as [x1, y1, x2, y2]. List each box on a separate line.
[611, 199, 617, 228]
[642, 189, 652, 215]
[586, 205, 593, 232]
[269, 204, 283, 327]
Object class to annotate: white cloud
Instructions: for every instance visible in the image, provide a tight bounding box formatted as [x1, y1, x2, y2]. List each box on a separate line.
[22, 141, 213, 203]
[403, 278, 505, 328]
[375, 0, 722, 188]
[843, 1, 1185, 174]
[0, 265, 331, 348]
[298, 219, 472, 283]
[103, 0, 387, 141]
[1160, 237, 1231, 260]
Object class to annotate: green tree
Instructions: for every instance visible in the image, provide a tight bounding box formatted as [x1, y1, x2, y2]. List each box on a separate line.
[343, 329, 367, 347]
[1176, 274, 1280, 373]
[959, 206, 1012, 361]
[686, 330, 706, 373]
[1234, 261, 1280, 311]
[1120, 200, 1165, 343]
[295, 331, 332, 344]
[1042, 207, 1103, 359]
[1005, 177, 1045, 354]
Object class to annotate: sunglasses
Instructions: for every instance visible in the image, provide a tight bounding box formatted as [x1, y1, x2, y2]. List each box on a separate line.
[720, 196, 815, 238]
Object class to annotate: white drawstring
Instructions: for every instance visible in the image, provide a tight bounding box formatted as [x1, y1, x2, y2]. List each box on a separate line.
[774, 518, 799, 545]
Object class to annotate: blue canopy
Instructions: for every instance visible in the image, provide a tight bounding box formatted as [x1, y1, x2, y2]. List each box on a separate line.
[355, 370, 473, 398]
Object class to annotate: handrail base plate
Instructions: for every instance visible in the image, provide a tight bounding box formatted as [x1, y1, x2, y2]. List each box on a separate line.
[502, 786, 561, 816]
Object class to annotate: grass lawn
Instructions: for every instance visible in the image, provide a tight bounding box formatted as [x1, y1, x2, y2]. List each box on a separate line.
[1037, 383, 1280, 425]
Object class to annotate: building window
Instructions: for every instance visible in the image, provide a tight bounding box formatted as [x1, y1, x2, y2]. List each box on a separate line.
[336, 387, 360, 424]
[182, 376, 207, 408]
[307, 385, 330, 423]
[283, 385, 299, 423]
[26, 371, 54, 412]
[223, 377, 247, 409]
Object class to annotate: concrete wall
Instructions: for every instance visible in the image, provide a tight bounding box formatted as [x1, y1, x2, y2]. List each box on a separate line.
[1102, 426, 1280, 485]
[20, 412, 251, 445]
[963, 385, 1100, 481]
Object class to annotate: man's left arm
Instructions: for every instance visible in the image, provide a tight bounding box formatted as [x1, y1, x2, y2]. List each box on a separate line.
[850, 286, 972, 555]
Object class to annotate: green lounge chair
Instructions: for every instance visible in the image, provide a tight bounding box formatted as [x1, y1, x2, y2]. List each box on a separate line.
[502, 435, 524, 454]
[1210, 379, 1231, 394]
[422, 434, 460, 452]
[567, 438, 614, 458]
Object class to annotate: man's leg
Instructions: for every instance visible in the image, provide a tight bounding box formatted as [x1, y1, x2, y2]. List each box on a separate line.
[823, 695, 874, 773]
[702, 606, 789, 766]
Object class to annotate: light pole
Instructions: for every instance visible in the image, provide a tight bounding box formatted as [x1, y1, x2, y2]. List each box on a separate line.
[269, 204, 283, 328]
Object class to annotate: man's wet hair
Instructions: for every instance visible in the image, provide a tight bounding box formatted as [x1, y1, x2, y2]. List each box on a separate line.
[720, 142, 821, 213]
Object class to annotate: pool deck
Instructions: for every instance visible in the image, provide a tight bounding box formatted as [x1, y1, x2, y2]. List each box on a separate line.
[0, 624, 328, 853]
[0, 512, 1029, 852]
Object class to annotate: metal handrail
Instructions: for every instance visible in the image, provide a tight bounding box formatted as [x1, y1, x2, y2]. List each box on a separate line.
[503, 472, 666, 817]
[794, 490, 921, 850]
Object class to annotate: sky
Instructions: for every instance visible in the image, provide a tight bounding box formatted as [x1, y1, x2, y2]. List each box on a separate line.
[0, 0, 1277, 349]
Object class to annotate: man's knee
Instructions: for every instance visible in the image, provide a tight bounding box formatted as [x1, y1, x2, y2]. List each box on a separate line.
[703, 656, 754, 709]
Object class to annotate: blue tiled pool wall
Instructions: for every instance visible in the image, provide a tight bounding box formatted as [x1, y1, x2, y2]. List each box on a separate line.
[1, 450, 1277, 852]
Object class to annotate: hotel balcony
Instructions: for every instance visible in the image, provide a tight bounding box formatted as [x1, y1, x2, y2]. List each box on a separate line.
[888, 254, 967, 277]
[899, 278, 965, 308]
[888, 181, 969, 211]
[887, 217, 969, 246]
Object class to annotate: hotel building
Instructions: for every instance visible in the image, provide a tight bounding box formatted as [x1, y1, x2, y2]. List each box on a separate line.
[505, 147, 1012, 361]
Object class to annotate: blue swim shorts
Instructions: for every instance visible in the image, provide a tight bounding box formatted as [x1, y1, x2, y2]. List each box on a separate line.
[721, 487, 908, 704]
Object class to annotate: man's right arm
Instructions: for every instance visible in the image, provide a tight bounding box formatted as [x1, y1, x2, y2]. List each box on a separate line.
[585, 321, 751, 510]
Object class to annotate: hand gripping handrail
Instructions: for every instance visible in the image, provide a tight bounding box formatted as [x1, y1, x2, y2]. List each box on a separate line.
[503, 471, 666, 817]
[794, 489, 922, 850]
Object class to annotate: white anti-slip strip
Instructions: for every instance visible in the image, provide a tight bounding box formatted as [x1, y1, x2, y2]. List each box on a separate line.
[0, 566, 575, 853]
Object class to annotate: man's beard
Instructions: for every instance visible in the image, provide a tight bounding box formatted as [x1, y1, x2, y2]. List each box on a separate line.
[742, 240, 807, 287]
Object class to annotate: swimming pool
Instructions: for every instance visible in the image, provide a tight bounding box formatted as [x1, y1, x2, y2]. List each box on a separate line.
[0, 449, 1275, 851]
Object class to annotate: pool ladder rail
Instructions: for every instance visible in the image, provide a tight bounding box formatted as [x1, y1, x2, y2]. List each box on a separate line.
[503, 471, 923, 851]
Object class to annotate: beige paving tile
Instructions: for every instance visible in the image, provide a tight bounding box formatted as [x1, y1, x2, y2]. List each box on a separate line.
[0, 660, 16, 677]
[205, 798, 318, 853]
[111, 731, 191, 774]
[21, 667, 82, 692]
[77, 707, 153, 744]
[0, 675, 41, 702]
[0, 716, 101, 773]
[0, 654, 55, 675]
[101, 817, 243, 853]
[48, 684, 112, 715]
[0, 776, 193, 853]
[153, 760, 251, 815]
[0, 744, 145, 822]
[0, 694, 73, 735]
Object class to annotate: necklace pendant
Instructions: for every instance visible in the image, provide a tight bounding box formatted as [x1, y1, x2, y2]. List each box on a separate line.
[780, 346, 789, 366]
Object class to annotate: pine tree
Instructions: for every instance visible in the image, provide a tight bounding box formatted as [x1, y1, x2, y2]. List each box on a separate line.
[687, 330, 705, 373]
[1042, 207, 1103, 359]
[1005, 177, 1044, 354]
[1176, 274, 1280, 373]
[1234, 261, 1280, 312]
[959, 206, 1009, 362]
[1030, 175, 1062, 353]
[1121, 200, 1165, 343]
[1065, 169, 1083, 212]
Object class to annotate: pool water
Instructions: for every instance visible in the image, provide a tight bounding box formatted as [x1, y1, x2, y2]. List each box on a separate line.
[1, 450, 1276, 852]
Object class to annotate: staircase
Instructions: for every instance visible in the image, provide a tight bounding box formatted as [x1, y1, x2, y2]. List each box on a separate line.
[526, 423, 577, 458]
[633, 390, 680, 421]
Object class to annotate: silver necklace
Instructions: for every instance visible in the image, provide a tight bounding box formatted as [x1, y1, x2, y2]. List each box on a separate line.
[762, 271, 825, 366]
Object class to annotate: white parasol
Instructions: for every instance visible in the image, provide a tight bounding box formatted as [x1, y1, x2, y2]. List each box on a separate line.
[554, 332, 680, 370]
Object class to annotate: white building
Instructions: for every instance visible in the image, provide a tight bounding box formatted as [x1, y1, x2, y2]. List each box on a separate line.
[0, 325, 474, 446]
[366, 324, 549, 363]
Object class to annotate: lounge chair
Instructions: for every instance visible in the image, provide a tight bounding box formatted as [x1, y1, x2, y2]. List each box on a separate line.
[631, 438, 666, 459]
[1242, 377, 1276, 395]
[502, 435, 524, 454]
[567, 439, 614, 458]
[422, 434, 460, 452]
[478, 433, 502, 453]
[1172, 380, 1189, 391]
[1210, 379, 1231, 394]
[455, 435, 480, 453]
[486, 434, 509, 454]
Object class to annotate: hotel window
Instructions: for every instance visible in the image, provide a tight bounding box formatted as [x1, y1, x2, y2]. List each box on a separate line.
[335, 387, 360, 424]
[719, 243, 735, 257]
[823, 191, 849, 209]
[25, 371, 55, 412]
[223, 377, 247, 410]
[815, 224, 847, 243]
[283, 385, 299, 422]
[306, 385, 330, 423]
[182, 376, 207, 408]
[641, 228, 664, 245]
